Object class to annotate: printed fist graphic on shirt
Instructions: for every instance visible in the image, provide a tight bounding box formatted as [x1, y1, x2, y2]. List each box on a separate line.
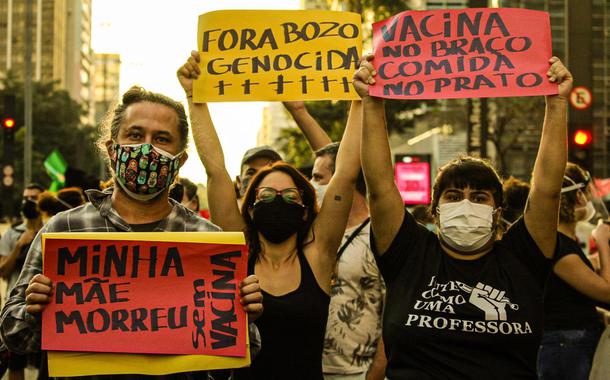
[469, 282, 509, 321]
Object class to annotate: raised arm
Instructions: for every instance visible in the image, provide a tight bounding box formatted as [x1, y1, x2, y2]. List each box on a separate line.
[177, 51, 245, 231]
[283, 101, 332, 150]
[311, 100, 362, 263]
[353, 55, 405, 255]
[524, 57, 572, 259]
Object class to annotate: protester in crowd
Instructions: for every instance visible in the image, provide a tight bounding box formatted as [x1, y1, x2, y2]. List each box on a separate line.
[37, 187, 86, 224]
[0, 183, 44, 289]
[501, 176, 531, 230]
[238, 146, 282, 198]
[178, 50, 362, 380]
[0, 86, 264, 379]
[411, 205, 436, 232]
[0, 183, 44, 380]
[352, 54, 571, 379]
[178, 177, 200, 212]
[235, 146, 282, 208]
[537, 163, 609, 380]
[284, 101, 386, 380]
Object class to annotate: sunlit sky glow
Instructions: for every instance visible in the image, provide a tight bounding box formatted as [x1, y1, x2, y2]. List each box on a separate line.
[91, 0, 301, 184]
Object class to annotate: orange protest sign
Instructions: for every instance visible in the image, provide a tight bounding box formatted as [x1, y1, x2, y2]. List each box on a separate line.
[42, 232, 250, 375]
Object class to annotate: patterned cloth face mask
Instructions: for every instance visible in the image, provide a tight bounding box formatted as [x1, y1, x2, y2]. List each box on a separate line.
[111, 142, 183, 201]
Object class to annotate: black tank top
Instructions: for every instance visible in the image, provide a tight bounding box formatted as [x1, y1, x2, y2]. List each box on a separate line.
[235, 249, 330, 380]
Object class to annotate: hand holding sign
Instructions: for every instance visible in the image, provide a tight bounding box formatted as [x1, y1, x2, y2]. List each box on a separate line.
[546, 56, 573, 101]
[352, 54, 376, 99]
[177, 50, 202, 99]
[239, 274, 263, 322]
[25, 274, 53, 314]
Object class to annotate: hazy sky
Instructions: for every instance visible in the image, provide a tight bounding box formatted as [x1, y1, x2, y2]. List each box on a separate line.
[91, 0, 301, 184]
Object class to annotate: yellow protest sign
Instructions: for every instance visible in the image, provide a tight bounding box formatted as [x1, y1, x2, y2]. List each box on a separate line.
[194, 10, 362, 102]
[47, 336, 251, 376]
[43, 232, 251, 376]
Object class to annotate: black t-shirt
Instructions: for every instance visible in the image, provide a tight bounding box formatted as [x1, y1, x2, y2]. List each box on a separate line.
[373, 211, 552, 380]
[544, 233, 600, 330]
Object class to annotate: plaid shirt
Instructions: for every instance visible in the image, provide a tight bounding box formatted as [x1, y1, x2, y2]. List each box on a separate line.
[0, 188, 258, 379]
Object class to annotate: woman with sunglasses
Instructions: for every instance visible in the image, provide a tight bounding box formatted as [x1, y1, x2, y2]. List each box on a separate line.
[537, 163, 610, 380]
[177, 51, 362, 380]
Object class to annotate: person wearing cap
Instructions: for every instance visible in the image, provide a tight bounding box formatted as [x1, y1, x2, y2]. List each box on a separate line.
[237, 146, 282, 205]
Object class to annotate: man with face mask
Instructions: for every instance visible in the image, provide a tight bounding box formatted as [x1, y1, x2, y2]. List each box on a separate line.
[236, 146, 282, 207]
[284, 101, 387, 380]
[0, 183, 44, 291]
[0, 86, 263, 380]
[0, 183, 44, 380]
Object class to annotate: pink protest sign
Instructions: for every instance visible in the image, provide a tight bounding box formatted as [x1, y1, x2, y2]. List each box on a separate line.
[371, 8, 557, 99]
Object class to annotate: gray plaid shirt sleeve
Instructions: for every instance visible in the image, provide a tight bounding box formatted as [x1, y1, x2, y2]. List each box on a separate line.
[0, 226, 46, 354]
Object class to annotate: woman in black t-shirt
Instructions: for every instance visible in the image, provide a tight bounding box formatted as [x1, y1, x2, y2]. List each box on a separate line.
[537, 163, 609, 380]
[352, 55, 572, 379]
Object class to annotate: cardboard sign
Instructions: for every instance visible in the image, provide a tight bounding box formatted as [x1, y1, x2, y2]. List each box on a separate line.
[47, 337, 251, 377]
[42, 232, 248, 358]
[194, 10, 362, 102]
[371, 8, 557, 99]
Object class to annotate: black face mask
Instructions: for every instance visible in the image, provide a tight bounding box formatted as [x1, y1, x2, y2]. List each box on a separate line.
[252, 197, 306, 244]
[21, 199, 40, 220]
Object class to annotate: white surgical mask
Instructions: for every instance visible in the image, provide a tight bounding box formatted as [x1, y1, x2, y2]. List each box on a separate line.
[310, 180, 328, 207]
[438, 199, 496, 252]
[577, 201, 596, 222]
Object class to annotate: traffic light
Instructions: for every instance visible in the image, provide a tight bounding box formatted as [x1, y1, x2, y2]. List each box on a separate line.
[2, 94, 16, 156]
[569, 126, 593, 171]
[573, 129, 592, 147]
[2, 93, 16, 218]
[3, 117, 15, 129]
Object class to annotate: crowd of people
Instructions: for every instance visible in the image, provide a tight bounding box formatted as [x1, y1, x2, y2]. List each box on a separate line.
[0, 47, 606, 380]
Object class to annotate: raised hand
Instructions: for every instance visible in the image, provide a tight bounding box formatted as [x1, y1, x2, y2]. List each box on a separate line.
[176, 50, 201, 98]
[546, 56, 573, 100]
[351, 53, 376, 99]
[282, 101, 306, 113]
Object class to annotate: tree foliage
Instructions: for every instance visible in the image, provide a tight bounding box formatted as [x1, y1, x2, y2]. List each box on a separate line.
[1, 72, 103, 210]
[489, 96, 545, 176]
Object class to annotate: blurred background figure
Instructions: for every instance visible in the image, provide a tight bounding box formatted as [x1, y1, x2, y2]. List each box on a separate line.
[412, 205, 435, 232]
[178, 177, 199, 212]
[170, 177, 212, 219]
[37, 187, 86, 224]
[501, 176, 531, 230]
[0, 183, 44, 380]
[538, 163, 609, 380]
